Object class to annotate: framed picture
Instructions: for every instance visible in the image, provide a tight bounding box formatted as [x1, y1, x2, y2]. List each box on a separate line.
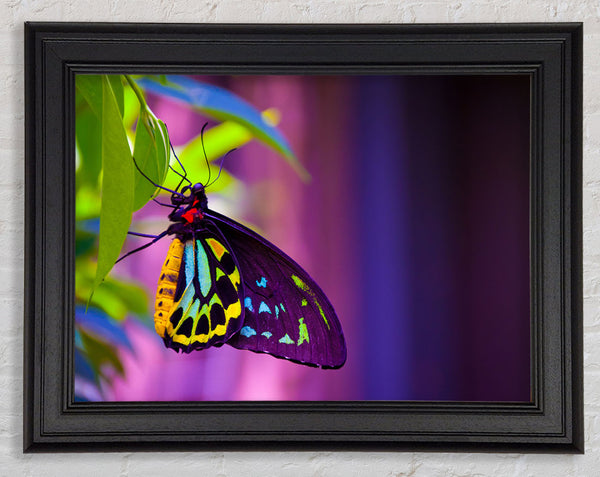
[24, 22, 583, 452]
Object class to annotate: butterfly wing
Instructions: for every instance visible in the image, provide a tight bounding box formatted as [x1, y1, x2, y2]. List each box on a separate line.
[154, 222, 244, 353]
[204, 209, 346, 369]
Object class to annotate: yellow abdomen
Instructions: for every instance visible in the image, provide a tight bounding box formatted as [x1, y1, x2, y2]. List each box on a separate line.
[154, 238, 184, 337]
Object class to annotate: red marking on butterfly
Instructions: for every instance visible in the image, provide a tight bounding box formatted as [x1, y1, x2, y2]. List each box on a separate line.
[181, 200, 204, 223]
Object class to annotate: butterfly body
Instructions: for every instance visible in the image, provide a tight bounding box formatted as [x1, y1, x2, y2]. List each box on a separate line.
[152, 182, 346, 369]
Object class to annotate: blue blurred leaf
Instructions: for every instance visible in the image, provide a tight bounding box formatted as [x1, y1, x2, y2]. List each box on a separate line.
[77, 218, 100, 235]
[136, 75, 310, 181]
[74, 376, 104, 402]
[75, 305, 133, 351]
[74, 347, 97, 383]
[74, 329, 84, 349]
[78, 329, 126, 377]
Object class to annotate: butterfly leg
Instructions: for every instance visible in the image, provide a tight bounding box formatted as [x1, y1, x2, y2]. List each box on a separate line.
[116, 230, 169, 263]
[152, 198, 179, 209]
[127, 231, 161, 238]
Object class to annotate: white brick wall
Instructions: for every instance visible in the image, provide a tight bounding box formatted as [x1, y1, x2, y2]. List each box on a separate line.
[2, 0, 597, 475]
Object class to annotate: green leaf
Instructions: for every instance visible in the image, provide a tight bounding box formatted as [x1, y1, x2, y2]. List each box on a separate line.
[75, 186, 101, 221]
[131, 109, 170, 211]
[92, 77, 134, 294]
[132, 110, 160, 210]
[76, 75, 125, 190]
[76, 75, 103, 117]
[84, 283, 135, 322]
[108, 75, 124, 117]
[75, 229, 97, 258]
[75, 103, 102, 189]
[77, 74, 124, 119]
[96, 280, 149, 317]
[122, 84, 141, 130]
[76, 259, 150, 321]
[154, 117, 170, 191]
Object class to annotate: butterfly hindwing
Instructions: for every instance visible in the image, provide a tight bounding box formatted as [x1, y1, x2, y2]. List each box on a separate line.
[154, 224, 244, 353]
[204, 210, 347, 369]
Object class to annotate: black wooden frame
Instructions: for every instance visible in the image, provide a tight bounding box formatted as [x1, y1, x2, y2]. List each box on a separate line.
[24, 22, 583, 452]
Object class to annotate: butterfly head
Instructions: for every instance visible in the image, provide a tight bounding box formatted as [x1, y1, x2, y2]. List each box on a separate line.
[169, 183, 208, 224]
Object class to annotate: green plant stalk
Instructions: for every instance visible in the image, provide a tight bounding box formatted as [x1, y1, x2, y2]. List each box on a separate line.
[124, 74, 148, 111]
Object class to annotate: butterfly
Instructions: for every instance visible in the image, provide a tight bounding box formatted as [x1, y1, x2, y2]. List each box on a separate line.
[121, 148, 347, 369]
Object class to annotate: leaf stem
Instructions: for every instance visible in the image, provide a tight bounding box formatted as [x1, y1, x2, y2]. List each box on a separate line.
[124, 75, 148, 111]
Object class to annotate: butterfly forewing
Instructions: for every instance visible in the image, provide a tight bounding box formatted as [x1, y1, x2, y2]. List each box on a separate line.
[154, 227, 244, 353]
[205, 210, 347, 369]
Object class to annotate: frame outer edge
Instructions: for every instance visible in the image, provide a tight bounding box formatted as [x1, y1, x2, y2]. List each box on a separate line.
[23, 21, 36, 453]
[569, 22, 584, 454]
[22, 22, 585, 452]
[23, 21, 30, 452]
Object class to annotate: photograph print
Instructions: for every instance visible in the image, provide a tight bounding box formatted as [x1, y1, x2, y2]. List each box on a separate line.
[74, 73, 531, 403]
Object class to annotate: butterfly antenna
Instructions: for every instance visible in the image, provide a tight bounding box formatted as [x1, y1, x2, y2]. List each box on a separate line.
[170, 162, 188, 196]
[200, 122, 211, 186]
[206, 148, 236, 188]
[132, 155, 184, 198]
[168, 140, 191, 187]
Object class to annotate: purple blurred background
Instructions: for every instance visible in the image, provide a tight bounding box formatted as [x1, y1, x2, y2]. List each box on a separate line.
[107, 74, 531, 402]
